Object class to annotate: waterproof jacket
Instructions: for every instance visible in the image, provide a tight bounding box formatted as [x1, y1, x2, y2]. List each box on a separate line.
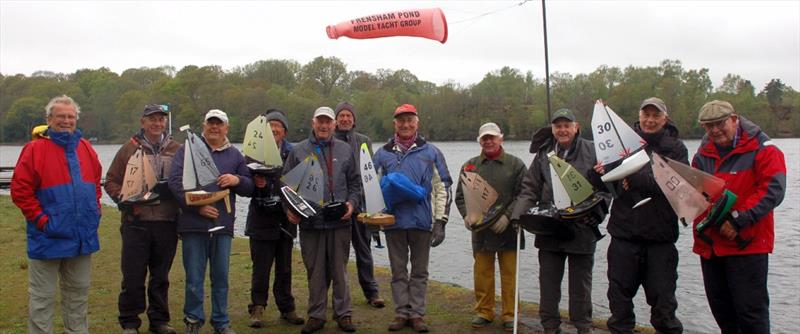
[11, 129, 102, 260]
[335, 128, 372, 213]
[606, 121, 688, 243]
[104, 131, 181, 223]
[372, 135, 452, 231]
[282, 133, 361, 230]
[511, 134, 604, 254]
[167, 137, 253, 236]
[692, 116, 785, 258]
[245, 140, 297, 240]
[455, 150, 527, 252]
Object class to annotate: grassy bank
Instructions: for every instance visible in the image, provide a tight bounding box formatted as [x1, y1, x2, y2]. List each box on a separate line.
[0, 196, 635, 334]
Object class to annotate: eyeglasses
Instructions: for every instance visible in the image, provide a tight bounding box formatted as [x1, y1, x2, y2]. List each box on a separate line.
[701, 118, 729, 130]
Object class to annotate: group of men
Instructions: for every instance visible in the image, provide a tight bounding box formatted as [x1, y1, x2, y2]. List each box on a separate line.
[10, 94, 785, 334]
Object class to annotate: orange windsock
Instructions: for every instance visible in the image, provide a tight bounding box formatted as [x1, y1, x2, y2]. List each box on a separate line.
[326, 8, 448, 44]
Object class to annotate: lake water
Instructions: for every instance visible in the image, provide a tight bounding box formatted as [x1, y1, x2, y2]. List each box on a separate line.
[1, 139, 798, 333]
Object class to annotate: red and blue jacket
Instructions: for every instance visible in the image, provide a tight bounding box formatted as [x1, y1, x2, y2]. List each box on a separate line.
[11, 129, 103, 260]
[691, 116, 786, 259]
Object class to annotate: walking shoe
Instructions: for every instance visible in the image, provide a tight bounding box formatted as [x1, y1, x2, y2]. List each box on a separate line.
[213, 325, 236, 334]
[367, 296, 386, 308]
[281, 311, 305, 325]
[543, 327, 563, 334]
[388, 317, 408, 331]
[471, 316, 491, 328]
[249, 304, 265, 328]
[184, 318, 202, 334]
[336, 316, 356, 332]
[410, 317, 429, 333]
[149, 323, 177, 334]
[502, 321, 515, 332]
[301, 317, 326, 334]
[122, 328, 138, 334]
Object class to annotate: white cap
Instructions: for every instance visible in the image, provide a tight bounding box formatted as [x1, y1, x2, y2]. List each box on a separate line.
[313, 106, 335, 120]
[205, 109, 229, 124]
[477, 122, 503, 141]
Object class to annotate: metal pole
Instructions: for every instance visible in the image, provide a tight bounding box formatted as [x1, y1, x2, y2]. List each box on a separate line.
[542, 0, 552, 117]
[513, 226, 522, 334]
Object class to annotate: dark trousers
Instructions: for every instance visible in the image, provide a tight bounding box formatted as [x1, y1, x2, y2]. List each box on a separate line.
[701, 254, 770, 334]
[538, 249, 594, 331]
[351, 218, 379, 300]
[248, 238, 296, 313]
[118, 220, 178, 330]
[300, 227, 352, 320]
[606, 238, 683, 334]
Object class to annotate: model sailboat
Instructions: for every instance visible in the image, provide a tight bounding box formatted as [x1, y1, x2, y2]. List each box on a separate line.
[547, 152, 608, 237]
[120, 146, 160, 204]
[243, 115, 283, 175]
[355, 143, 395, 226]
[180, 125, 231, 232]
[281, 154, 325, 219]
[460, 170, 505, 231]
[591, 100, 650, 182]
[650, 153, 751, 249]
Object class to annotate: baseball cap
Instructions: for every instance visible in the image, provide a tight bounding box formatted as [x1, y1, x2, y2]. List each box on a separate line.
[205, 109, 229, 124]
[698, 100, 735, 124]
[142, 104, 167, 117]
[477, 122, 503, 141]
[640, 97, 668, 114]
[313, 106, 335, 120]
[550, 108, 576, 123]
[393, 104, 418, 118]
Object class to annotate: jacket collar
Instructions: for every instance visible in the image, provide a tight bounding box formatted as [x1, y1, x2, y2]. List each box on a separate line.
[47, 128, 82, 149]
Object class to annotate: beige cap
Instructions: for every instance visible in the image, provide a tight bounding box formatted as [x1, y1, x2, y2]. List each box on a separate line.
[205, 109, 228, 123]
[313, 106, 335, 120]
[698, 100, 734, 123]
[640, 97, 668, 114]
[477, 122, 503, 141]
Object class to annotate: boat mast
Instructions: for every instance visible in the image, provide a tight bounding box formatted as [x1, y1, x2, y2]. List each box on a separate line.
[541, 0, 552, 118]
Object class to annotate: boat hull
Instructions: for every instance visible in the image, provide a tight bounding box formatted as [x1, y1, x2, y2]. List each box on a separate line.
[601, 149, 650, 182]
[357, 213, 396, 226]
[185, 189, 231, 213]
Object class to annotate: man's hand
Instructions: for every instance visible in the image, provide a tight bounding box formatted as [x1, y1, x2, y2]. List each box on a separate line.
[286, 209, 301, 225]
[254, 175, 267, 188]
[593, 161, 605, 175]
[720, 221, 738, 241]
[341, 202, 354, 220]
[198, 205, 219, 219]
[464, 215, 478, 231]
[490, 215, 510, 234]
[622, 178, 630, 191]
[431, 219, 446, 247]
[217, 174, 240, 188]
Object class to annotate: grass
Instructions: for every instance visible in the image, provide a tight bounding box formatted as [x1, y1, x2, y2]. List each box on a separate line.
[0, 195, 640, 334]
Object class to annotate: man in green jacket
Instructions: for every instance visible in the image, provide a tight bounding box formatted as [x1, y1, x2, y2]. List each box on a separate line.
[455, 122, 526, 332]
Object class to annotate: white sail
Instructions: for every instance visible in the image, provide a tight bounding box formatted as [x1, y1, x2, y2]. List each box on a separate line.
[651, 153, 712, 223]
[243, 115, 282, 167]
[549, 163, 572, 209]
[142, 154, 158, 191]
[120, 147, 145, 202]
[299, 156, 325, 205]
[180, 126, 220, 191]
[591, 100, 646, 165]
[282, 156, 312, 190]
[359, 143, 386, 214]
[460, 170, 499, 223]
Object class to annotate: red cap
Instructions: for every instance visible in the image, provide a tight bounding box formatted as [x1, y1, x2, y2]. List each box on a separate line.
[393, 104, 418, 118]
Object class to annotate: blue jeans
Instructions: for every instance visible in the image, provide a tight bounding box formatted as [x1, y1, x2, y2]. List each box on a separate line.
[182, 233, 232, 330]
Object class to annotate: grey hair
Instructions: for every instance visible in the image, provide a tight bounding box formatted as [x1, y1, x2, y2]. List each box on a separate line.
[45, 95, 81, 119]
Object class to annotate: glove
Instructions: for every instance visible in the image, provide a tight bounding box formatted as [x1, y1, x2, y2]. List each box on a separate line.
[464, 215, 478, 231]
[490, 215, 510, 234]
[431, 219, 446, 247]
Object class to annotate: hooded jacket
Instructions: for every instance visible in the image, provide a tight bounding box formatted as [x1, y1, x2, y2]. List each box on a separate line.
[511, 132, 604, 254]
[245, 140, 297, 240]
[167, 137, 254, 236]
[691, 116, 785, 258]
[11, 129, 102, 260]
[282, 132, 361, 230]
[372, 135, 452, 231]
[104, 131, 181, 223]
[606, 121, 689, 243]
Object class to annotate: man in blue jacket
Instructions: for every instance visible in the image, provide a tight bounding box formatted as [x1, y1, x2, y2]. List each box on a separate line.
[372, 104, 452, 333]
[168, 109, 254, 334]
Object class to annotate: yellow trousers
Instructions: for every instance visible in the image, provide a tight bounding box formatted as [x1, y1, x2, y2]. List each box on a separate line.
[473, 250, 517, 322]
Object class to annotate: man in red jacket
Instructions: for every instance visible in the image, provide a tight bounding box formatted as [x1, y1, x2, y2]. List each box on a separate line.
[11, 95, 103, 334]
[692, 100, 786, 334]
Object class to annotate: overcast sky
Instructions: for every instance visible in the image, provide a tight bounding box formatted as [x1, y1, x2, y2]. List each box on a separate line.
[1, 1, 798, 91]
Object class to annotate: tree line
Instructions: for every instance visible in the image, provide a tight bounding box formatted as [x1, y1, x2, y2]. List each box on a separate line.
[1, 57, 798, 144]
